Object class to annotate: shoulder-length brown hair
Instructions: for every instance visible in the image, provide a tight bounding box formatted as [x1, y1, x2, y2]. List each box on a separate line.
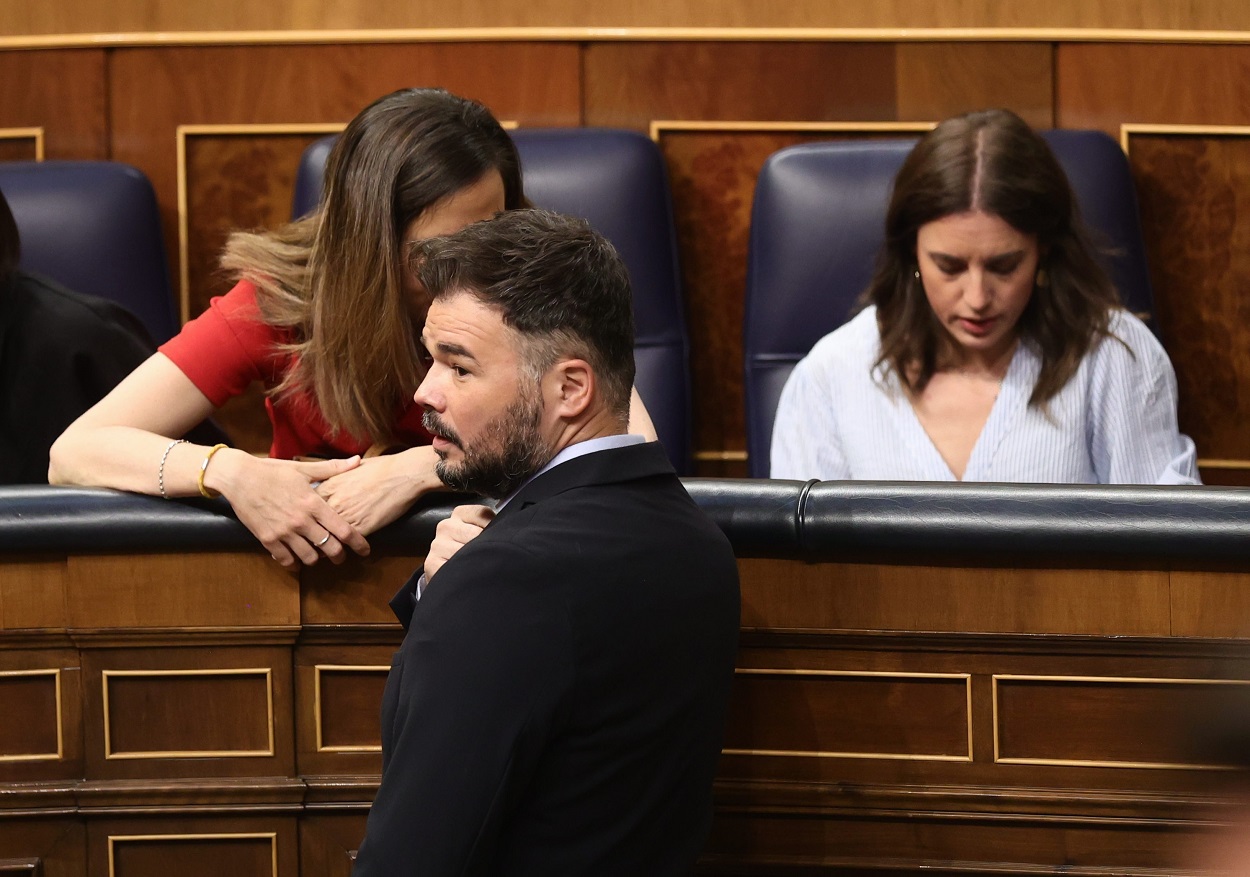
[867, 108, 1121, 405]
[220, 88, 526, 445]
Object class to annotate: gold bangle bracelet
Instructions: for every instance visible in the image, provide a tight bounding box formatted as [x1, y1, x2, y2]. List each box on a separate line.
[198, 443, 229, 499]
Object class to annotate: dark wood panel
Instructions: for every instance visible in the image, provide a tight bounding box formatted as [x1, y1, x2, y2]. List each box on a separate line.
[104, 671, 273, 756]
[300, 554, 422, 626]
[0, 137, 39, 163]
[1126, 133, 1250, 463]
[723, 671, 969, 759]
[0, 50, 106, 159]
[298, 814, 366, 877]
[314, 668, 387, 751]
[1171, 570, 1250, 638]
[0, 673, 60, 759]
[0, 560, 65, 630]
[89, 817, 297, 877]
[295, 644, 395, 777]
[584, 42, 897, 130]
[0, 819, 84, 877]
[895, 42, 1055, 128]
[82, 648, 294, 781]
[738, 558, 1172, 636]
[996, 676, 1239, 767]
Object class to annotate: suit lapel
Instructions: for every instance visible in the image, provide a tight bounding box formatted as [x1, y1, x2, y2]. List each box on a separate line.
[495, 441, 674, 520]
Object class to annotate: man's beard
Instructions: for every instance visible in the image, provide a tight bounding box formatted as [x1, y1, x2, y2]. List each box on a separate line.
[422, 392, 554, 500]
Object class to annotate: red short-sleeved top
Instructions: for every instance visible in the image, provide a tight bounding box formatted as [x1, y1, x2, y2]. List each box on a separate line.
[160, 280, 431, 459]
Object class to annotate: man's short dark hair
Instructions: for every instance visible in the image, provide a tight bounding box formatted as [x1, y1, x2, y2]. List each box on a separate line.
[410, 208, 636, 421]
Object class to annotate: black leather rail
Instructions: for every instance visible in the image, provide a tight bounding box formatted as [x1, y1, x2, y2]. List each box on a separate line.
[1, 481, 1249, 560]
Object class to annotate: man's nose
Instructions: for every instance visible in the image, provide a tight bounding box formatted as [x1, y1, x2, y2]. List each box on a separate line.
[414, 371, 442, 410]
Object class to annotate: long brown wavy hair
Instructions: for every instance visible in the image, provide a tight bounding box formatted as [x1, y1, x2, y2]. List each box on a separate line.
[867, 108, 1122, 406]
[220, 88, 525, 445]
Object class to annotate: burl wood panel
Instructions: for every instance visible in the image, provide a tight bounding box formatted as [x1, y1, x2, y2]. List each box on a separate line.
[65, 552, 297, 631]
[0, 559, 65, 630]
[82, 647, 294, 781]
[182, 131, 338, 452]
[995, 676, 1243, 767]
[737, 557, 1172, 636]
[895, 42, 1055, 128]
[90, 816, 297, 877]
[0, 50, 106, 159]
[1124, 133, 1250, 465]
[723, 671, 969, 759]
[659, 129, 922, 473]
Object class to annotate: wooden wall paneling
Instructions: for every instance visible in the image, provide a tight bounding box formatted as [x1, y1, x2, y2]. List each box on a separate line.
[0, 649, 81, 784]
[1170, 569, 1250, 638]
[12, 0, 1250, 36]
[89, 816, 297, 877]
[0, 128, 44, 163]
[65, 552, 297, 632]
[0, 50, 107, 159]
[299, 554, 423, 626]
[0, 819, 85, 877]
[298, 814, 366, 877]
[81, 646, 295, 781]
[108, 43, 581, 450]
[295, 644, 396, 777]
[1120, 127, 1250, 474]
[0, 559, 66, 630]
[737, 557, 1172, 636]
[894, 42, 1055, 127]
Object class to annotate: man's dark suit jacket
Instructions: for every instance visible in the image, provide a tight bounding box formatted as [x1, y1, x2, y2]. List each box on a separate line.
[352, 440, 740, 876]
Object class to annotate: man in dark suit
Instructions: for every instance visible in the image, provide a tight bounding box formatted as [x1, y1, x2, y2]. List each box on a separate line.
[351, 209, 741, 876]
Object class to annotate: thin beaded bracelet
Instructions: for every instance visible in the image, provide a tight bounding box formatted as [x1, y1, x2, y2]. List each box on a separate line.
[157, 438, 187, 499]
[198, 443, 229, 499]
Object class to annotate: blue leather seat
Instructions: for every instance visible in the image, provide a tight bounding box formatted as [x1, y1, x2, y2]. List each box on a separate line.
[293, 128, 692, 472]
[0, 161, 177, 343]
[744, 131, 1157, 477]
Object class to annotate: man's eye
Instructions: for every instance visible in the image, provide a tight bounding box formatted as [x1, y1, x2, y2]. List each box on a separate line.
[453, 366, 469, 377]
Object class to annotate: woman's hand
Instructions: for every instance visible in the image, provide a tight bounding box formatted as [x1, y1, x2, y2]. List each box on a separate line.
[206, 450, 371, 570]
[314, 445, 444, 536]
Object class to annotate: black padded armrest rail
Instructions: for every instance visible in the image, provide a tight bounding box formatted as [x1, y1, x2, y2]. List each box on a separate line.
[2, 481, 1248, 561]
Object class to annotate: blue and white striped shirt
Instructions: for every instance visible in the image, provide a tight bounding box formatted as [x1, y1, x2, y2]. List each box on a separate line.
[770, 307, 1199, 484]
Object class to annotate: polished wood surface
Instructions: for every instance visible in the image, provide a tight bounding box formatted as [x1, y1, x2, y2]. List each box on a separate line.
[7, 0, 1250, 37]
[0, 50, 106, 159]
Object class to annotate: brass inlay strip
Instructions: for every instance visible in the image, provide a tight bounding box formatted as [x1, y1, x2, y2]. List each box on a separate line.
[650, 119, 936, 142]
[724, 668, 973, 763]
[1120, 122, 1250, 154]
[992, 673, 1250, 770]
[313, 663, 389, 753]
[693, 450, 748, 463]
[9, 27, 1250, 51]
[1197, 458, 1250, 470]
[175, 122, 347, 325]
[102, 667, 275, 759]
[108, 833, 278, 877]
[0, 668, 63, 762]
[0, 126, 45, 160]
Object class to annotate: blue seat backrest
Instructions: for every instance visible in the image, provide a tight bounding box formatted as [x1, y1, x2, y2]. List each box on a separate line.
[292, 128, 692, 473]
[743, 130, 1156, 477]
[0, 161, 177, 343]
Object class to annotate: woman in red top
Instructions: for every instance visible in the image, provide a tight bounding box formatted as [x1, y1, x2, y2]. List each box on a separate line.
[51, 88, 653, 569]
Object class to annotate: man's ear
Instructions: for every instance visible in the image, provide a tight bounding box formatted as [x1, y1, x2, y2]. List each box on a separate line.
[546, 358, 594, 420]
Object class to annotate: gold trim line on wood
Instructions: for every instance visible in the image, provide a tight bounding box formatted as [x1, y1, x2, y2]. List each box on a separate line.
[1120, 123, 1250, 153]
[0, 127, 45, 160]
[650, 119, 936, 142]
[102, 667, 276, 760]
[313, 664, 388, 754]
[176, 122, 348, 326]
[992, 673, 1250, 771]
[108, 833, 278, 877]
[0, 668, 62, 762]
[733, 668, 973, 762]
[694, 450, 748, 463]
[1197, 458, 1250, 471]
[12, 27, 1250, 51]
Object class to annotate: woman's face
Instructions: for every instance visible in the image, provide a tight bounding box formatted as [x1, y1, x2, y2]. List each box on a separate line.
[401, 169, 507, 306]
[914, 209, 1041, 365]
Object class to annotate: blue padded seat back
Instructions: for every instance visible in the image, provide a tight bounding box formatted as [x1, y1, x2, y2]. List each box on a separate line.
[0, 161, 177, 343]
[292, 128, 692, 473]
[744, 130, 1157, 477]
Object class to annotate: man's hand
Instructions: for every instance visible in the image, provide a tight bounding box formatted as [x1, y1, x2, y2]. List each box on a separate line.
[424, 504, 495, 583]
